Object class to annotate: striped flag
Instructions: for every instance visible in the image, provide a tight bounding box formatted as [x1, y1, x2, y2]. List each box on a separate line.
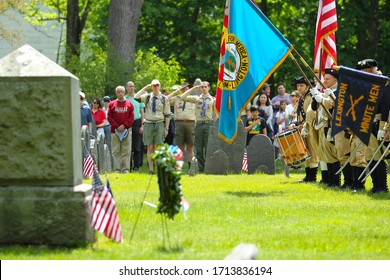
[91, 169, 123, 243]
[314, 0, 338, 76]
[242, 151, 248, 172]
[83, 148, 95, 178]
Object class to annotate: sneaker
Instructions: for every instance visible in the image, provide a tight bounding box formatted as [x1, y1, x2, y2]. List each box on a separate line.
[149, 170, 154, 175]
[123, 170, 129, 174]
[188, 157, 197, 176]
[133, 167, 139, 173]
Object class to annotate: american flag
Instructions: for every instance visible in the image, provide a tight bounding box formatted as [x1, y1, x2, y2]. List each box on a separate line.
[83, 147, 95, 178]
[90, 169, 123, 243]
[242, 152, 248, 172]
[314, 0, 338, 76]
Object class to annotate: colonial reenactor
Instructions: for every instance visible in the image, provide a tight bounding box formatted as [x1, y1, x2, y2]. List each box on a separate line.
[180, 81, 215, 173]
[134, 79, 171, 174]
[356, 59, 388, 193]
[311, 68, 342, 187]
[289, 76, 319, 182]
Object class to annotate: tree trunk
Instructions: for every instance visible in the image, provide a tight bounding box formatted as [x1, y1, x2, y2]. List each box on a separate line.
[107, 0, 143, 94]
[370, 0, 379, 52]
[66, 0, 80, 72]
[65, 0, 91, 74]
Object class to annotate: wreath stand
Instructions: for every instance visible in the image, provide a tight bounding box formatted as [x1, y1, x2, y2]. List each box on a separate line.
[129, 145, 184, 250]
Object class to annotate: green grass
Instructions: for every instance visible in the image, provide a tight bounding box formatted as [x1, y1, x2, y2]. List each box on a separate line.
[1, 167, 390, 260]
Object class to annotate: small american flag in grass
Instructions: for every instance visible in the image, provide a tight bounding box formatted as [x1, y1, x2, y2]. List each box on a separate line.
[90, 169, 123, 243]
[242, 151, 248, 172]
[83, 148, 95, 178]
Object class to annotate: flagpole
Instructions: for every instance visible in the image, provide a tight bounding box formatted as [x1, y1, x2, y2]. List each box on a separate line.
[129, 175, 154, 245]
[289, 52, 332, 120]
[293, 48, 336, 103]
[318, 47, 323, 81]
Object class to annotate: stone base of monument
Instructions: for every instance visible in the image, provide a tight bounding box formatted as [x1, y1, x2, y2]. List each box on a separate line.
[0, 184, 95, 246]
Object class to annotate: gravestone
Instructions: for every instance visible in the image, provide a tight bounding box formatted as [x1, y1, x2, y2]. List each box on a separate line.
[207, 150, 229, 175]
[205, 119, 246, 174]
[0, 45, 94, 245]
[97, 134, 105, 173]
[247, 135, 275, 174]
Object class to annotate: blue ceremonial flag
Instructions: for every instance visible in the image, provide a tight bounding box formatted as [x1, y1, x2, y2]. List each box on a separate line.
[331, 66, 389, 145]
[216, 0, 292, 143]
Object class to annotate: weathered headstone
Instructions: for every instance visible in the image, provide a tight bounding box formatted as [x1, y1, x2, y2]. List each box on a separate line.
[104, 144, 112, 173]
[205, 119, 246, 174]
[247, 135, 275, 174]
[207, 150, 229, 175]
[0, 45, 94, 245]
[97, 134, 105, 173]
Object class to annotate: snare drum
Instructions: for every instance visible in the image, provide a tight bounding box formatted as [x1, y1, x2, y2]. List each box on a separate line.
[276, 129, 310, 166]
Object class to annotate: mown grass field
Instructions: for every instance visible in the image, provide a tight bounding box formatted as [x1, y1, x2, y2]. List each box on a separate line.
[1, 167, 390, 260]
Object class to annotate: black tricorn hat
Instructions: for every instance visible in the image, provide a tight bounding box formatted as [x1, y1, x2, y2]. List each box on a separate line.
[356, 59, 379, 70]
[324, 68, 338, 79]
[291, 76, 313, 86]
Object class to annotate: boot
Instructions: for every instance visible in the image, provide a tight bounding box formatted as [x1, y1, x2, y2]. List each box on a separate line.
[325, 163, 335, 187]
[340, 163, 353, 189]
[370, 160, 389, 193]
[320, 169, 330, 185]
[353, 166, 365, 192]
[297, 167, 310, 183]
[330, 162, 341, 187]
[307, 167, 318, 182]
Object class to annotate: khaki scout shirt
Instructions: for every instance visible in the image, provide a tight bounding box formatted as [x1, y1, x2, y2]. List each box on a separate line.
[185, 94, 215, 122]
[140, 93, 171, 122]
[170, 96, 196, 121]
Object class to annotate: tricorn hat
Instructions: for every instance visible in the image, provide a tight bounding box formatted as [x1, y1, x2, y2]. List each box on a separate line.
[324, 68, 338, 79]
[291, 76, 313, 86]
[356, 59, 379, 70]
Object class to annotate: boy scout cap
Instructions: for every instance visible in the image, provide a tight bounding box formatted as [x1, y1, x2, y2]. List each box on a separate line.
[151, 79, 160, 85]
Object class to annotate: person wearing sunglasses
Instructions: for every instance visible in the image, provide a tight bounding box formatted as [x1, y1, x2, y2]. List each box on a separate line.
[91, 97, 107, 140]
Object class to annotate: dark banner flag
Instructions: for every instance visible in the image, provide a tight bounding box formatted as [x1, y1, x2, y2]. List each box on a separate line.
[331, 66, 389, 145]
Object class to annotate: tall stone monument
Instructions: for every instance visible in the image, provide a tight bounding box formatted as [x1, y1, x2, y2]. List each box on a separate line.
[205, 119, 246, 174]
[0, 45, 94, 245]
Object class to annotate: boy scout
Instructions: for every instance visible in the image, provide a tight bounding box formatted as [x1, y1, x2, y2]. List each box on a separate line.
[180, 81, 215, 173]
[135, 79, 171, 174]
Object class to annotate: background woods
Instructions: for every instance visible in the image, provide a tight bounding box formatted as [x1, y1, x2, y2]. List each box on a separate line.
[1, 0, 389, 97]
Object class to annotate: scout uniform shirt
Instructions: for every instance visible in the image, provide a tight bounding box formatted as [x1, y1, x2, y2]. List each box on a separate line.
[140, 92, 171, 123]
[185, 93, 215, 122]
[170, 96, 196, 121]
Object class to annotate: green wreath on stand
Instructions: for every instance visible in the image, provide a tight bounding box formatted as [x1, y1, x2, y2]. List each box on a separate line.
[152, 144, 183, 219]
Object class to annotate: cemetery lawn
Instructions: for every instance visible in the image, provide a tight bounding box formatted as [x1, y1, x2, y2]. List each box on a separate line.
[1, 171, 390, 260]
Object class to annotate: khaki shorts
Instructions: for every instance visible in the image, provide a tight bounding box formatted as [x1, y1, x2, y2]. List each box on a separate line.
[175, 121, 195, 145]
[143, 122, 164, 145]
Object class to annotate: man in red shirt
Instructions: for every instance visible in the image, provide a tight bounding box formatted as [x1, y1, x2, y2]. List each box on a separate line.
[108, 86, 134, 174]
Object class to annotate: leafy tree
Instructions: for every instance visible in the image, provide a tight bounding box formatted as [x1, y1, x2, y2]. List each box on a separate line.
[0, 0, 25, 45]
[137, 0, 222, 87]
[23, 0, 96, 73]
[132, 47, 184, 91]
